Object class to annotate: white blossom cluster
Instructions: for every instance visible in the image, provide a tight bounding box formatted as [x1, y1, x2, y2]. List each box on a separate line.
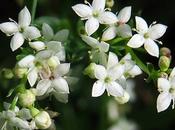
[0, 7, 71, 129]
[72, 0, 171, 112]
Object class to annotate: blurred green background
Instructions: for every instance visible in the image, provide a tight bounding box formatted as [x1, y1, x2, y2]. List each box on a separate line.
[0, 0, 175, 130]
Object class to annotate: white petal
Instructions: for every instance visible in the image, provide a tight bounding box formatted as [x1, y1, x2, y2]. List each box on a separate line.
[92, 80, 105, 97]
[102, 26, 117, 41]
[55, 63, 70, 76]
[169, 67, 175, 81]
[46, 41, 62, 52]
[53, 29, 70, 42]
[107, 52, 119, 69]
[42, 23, 54, 40]
[72, 4, 92, 18]
[148, 24, 167, 40]
[158, 78, 171, 92]
[135, 16, 148, 34]
[23, 26, 41, 40]
[127, 34, 145, 48]
[10, 32, 24, 51]
[81, 35, 99, 48]
[53, 77, 69, 93]
[0, 22, 18, 35]
[106, 81, 124, 97]
[107, 64, 125, 80]
[85, 17, 99, 36]
[144, 39, 159, 57]
[157, 92, 172, 113]
[92, 0, 105, 11]
[29, 41, 46, 51]
[118, 6, 131, 23]
[18, 7, 31, 28]
[99, 11, 118, 24]
[99, 41, 109, 52]
[53, 91, 68, 103]
[116, 24, 132, 38]
[18, 55, 35, 68]
[10, 117, 30, 129]
[36, 79, 51, 96]
[94, 65, 107, 80]
[27, 67, 38, 87]
[55, 48, 66, 62]
[128, 65, 142, 77]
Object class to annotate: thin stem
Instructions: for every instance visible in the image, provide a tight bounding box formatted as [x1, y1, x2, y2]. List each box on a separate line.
[31, 0, 38, 24]
[9, 95, 18, 110]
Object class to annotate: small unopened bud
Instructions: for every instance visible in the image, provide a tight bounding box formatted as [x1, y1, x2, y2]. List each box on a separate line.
[2, 68, 14, 79]
[115, 92, 130, 104]
[160, 47, 171, 59]
[83, 63, 96, 78]
[14, 67, 28, 78]
[34, 111, 52, 129]
[19, 90, 36, 107]
[159, 56, 170, 72]
[47, 56, 60, 69]
[29, 41, 46, 51]
[106, 0, 114, 8]
[158, 72, 168, 79]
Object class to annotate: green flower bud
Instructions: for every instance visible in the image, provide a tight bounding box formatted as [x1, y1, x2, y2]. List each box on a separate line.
[2, 68, 14, 79]
[47, 56, 60, 69]
[83, 63, 96, 78]
[160, 47, 171, 58]
[19, 90, 36, 108]
[34, 111, 52, 129]
[115, 92, 130, 104]
[14, 67, 28, 78]
[106, 0, 114, 8]
[159, 56, 170, 72]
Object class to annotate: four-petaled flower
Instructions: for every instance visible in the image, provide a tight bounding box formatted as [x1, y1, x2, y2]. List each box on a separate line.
[72, 0, 118, 36]
[92, 52, 125, 97]
[102, 6, 132, 41]
[157, 68, 175, 112]
[0, 7, 41, 51]
[127, 16, 167, 57]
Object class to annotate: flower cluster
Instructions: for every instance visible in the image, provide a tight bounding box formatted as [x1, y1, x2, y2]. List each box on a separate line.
[0, 7, 71, 129]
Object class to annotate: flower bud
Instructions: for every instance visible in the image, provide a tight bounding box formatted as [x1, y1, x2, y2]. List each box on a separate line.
[34, 111, 52, 129]
[83, 63, 96, 78]
[115, 91, 130, 104]
[19, 89, 36, 107]
[158, 56, 170, 72]
[160, 47, 171, 59]
[29, 41, 46, 51]
[47, 56, 60, 69]
[2, 68, 14, 79]
[14, 67, 28, 78]
[106, 0, 114, 8]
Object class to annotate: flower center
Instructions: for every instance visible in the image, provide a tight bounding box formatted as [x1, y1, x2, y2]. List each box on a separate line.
[169, 87, 175, 96]
[93, 11, 99, 18]
[144, 33, 149, 39]
[104, 77, 111, 83]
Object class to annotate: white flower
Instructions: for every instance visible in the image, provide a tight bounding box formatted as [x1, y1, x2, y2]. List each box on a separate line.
[157, 68, 175, 112]
[29, 41, 46, 51]
[18, 55, 38, 87]
[0, 7, 41, 51]
[127, 16, 167, 57]
[0, 104, 31, 130]
[82, 35, 110, 52]
[72, 0, 118, 35]
[92, 52, 125, 97]
[34, 111, 51, 129]
[36, 59, 70, 103]
[102, 6, 132, 41]
[42, 23, 69, 42]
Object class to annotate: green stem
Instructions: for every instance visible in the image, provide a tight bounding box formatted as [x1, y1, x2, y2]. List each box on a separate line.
[31, 0, 38, 24]
[125, 47, 150, 76]
[9, 95, 19, 110]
